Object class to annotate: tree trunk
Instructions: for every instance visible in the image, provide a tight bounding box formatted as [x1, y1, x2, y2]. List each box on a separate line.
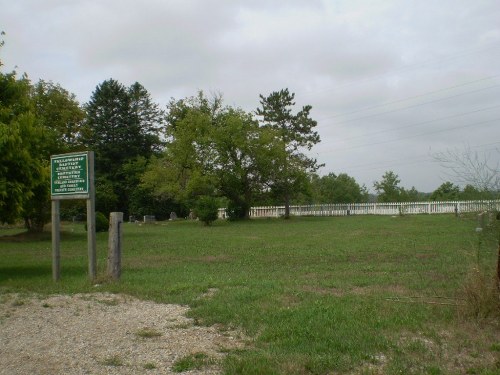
[284, 191, 291, 219]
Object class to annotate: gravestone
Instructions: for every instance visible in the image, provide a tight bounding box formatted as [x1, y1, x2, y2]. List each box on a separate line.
[143, 215, 156, 223]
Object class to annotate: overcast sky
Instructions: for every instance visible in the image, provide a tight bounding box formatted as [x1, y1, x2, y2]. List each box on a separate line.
[1, 0, 499, 193]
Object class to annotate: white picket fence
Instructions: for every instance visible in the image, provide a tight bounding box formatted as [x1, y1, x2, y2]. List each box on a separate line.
[218, 200, 500, 219]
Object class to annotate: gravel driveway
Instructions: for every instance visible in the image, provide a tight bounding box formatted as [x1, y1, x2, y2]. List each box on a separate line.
[0, 293, 244, 374]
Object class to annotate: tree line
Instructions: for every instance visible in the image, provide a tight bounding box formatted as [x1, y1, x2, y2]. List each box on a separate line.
[1, 41, 497, 230]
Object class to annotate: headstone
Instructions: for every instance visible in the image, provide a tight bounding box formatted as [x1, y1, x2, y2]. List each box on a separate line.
[143, 215, 156, 223]
[170, 211, 177, 220]
[476, 212, 485, 232]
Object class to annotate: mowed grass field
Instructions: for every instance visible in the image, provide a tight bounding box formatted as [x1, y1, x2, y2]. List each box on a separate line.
[1, 214, 500, 374]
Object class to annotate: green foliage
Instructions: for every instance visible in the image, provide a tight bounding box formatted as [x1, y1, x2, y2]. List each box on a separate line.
[310, 172, 369, 203]
[256, 88, 321, 218]
[85, 211, 109, 232]
[373, 171, 423, 203]
[81, 79, 164, 216]
[194, 196, 219, 226]
[460, 184, 497, 200]
[226, 200, 249, 221]
[94, 177, 119, 217]
[31, 80, 84, 152]
[373, 171, 403, 202]
[212, 108, 264, 219]
[431, 181, 460, 201]
[0, 42, 85, 230]
[0, 70, 53, 230]
[144, 92, 268, 219]
[95, 212, 109, 232]
[142, 94, 218, 208]
[172, 352, 211, 372]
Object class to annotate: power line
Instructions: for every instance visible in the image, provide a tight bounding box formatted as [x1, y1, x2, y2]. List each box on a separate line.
[319, 118, 500, 154]
[326, 104, 500, 144]
[301, 41, 500, 97]
[319, 84, 500, 126]
[317, 75, 500, 121]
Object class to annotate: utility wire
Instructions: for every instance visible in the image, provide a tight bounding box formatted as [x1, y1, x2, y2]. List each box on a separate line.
[318, 118, 500, 154]
[301, 41, 500, 97]
[317, 75, 500, 121]
[321, 141, 500, 173]
[319, 84, 500, 125]
[326, 104, 500, 144]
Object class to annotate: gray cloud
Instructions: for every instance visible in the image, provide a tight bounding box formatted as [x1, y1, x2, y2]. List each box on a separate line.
[1, 0, 499, 192]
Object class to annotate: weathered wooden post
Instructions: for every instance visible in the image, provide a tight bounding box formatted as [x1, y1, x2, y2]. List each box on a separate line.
[51, 200, 61, 281]
[108, 212, 123, 280]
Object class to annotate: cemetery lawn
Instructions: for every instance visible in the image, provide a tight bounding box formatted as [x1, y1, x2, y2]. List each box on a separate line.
[1, 214, 500, 374]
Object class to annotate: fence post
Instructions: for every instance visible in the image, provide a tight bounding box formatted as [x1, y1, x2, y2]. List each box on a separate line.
[108, 212, 123, 280]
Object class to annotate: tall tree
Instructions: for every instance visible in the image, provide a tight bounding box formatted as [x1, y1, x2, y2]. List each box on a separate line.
[82, 79, 165, 216]
[32, 80, 85, 152]
[0, 71, 58, 230]
[143, 92, 273, 219]
[128, 82, 164, 156]
[142, 93, 219, 213]
[0, 70, 39, 225]
[256, 88, 321, 219]
[212, 108, 265, 219]
[1, 36, 84, 230]
[373, 171, 403, 203]
[311, 173, 369, 203]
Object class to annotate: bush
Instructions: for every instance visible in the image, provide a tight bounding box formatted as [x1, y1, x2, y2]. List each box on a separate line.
[194, 196, 219, 226]
[84, 211, 109, 232]
[459, 268, 500, 320]
[226, 201, 250, 221]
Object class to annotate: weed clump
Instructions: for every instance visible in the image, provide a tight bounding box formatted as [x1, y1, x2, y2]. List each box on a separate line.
[459, 267, 500, 320]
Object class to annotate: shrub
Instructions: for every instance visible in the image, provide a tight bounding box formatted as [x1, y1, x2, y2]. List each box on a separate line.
[226, 201, 249, 221]
[194, 196, 219, 226]
[459, 268, 500, 320]
[84, 211, 109, 232]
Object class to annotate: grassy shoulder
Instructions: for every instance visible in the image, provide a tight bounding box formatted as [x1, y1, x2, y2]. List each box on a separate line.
[1, 214, 499, 374]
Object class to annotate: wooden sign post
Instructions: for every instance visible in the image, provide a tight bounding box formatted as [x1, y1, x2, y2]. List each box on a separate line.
[50, 151, 96, 281]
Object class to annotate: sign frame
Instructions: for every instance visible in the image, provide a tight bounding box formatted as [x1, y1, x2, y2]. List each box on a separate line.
[50, 151, 96, 281]
[51, 152, 90, 200]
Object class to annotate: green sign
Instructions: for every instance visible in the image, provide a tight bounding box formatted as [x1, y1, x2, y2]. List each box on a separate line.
[51, 153, 89, 197]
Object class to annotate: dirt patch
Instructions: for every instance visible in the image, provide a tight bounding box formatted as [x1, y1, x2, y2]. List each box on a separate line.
[301, 285, 345, 297]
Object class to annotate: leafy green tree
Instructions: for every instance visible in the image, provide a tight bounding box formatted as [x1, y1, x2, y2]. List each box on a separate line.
[211, 108, 267, 219]
[28, 80, 86, 227]
[0, 59, 58, 231]
[311, 173, 369, 203]
[32, 80, 85, 151]
[256, 88, 321, 218]
[460, 184, 496, 201]
[142, 93, 219, 213]
[144, 92, 270, 220]
[430, 182, 460, 201]
[373, 171, 404, 203]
